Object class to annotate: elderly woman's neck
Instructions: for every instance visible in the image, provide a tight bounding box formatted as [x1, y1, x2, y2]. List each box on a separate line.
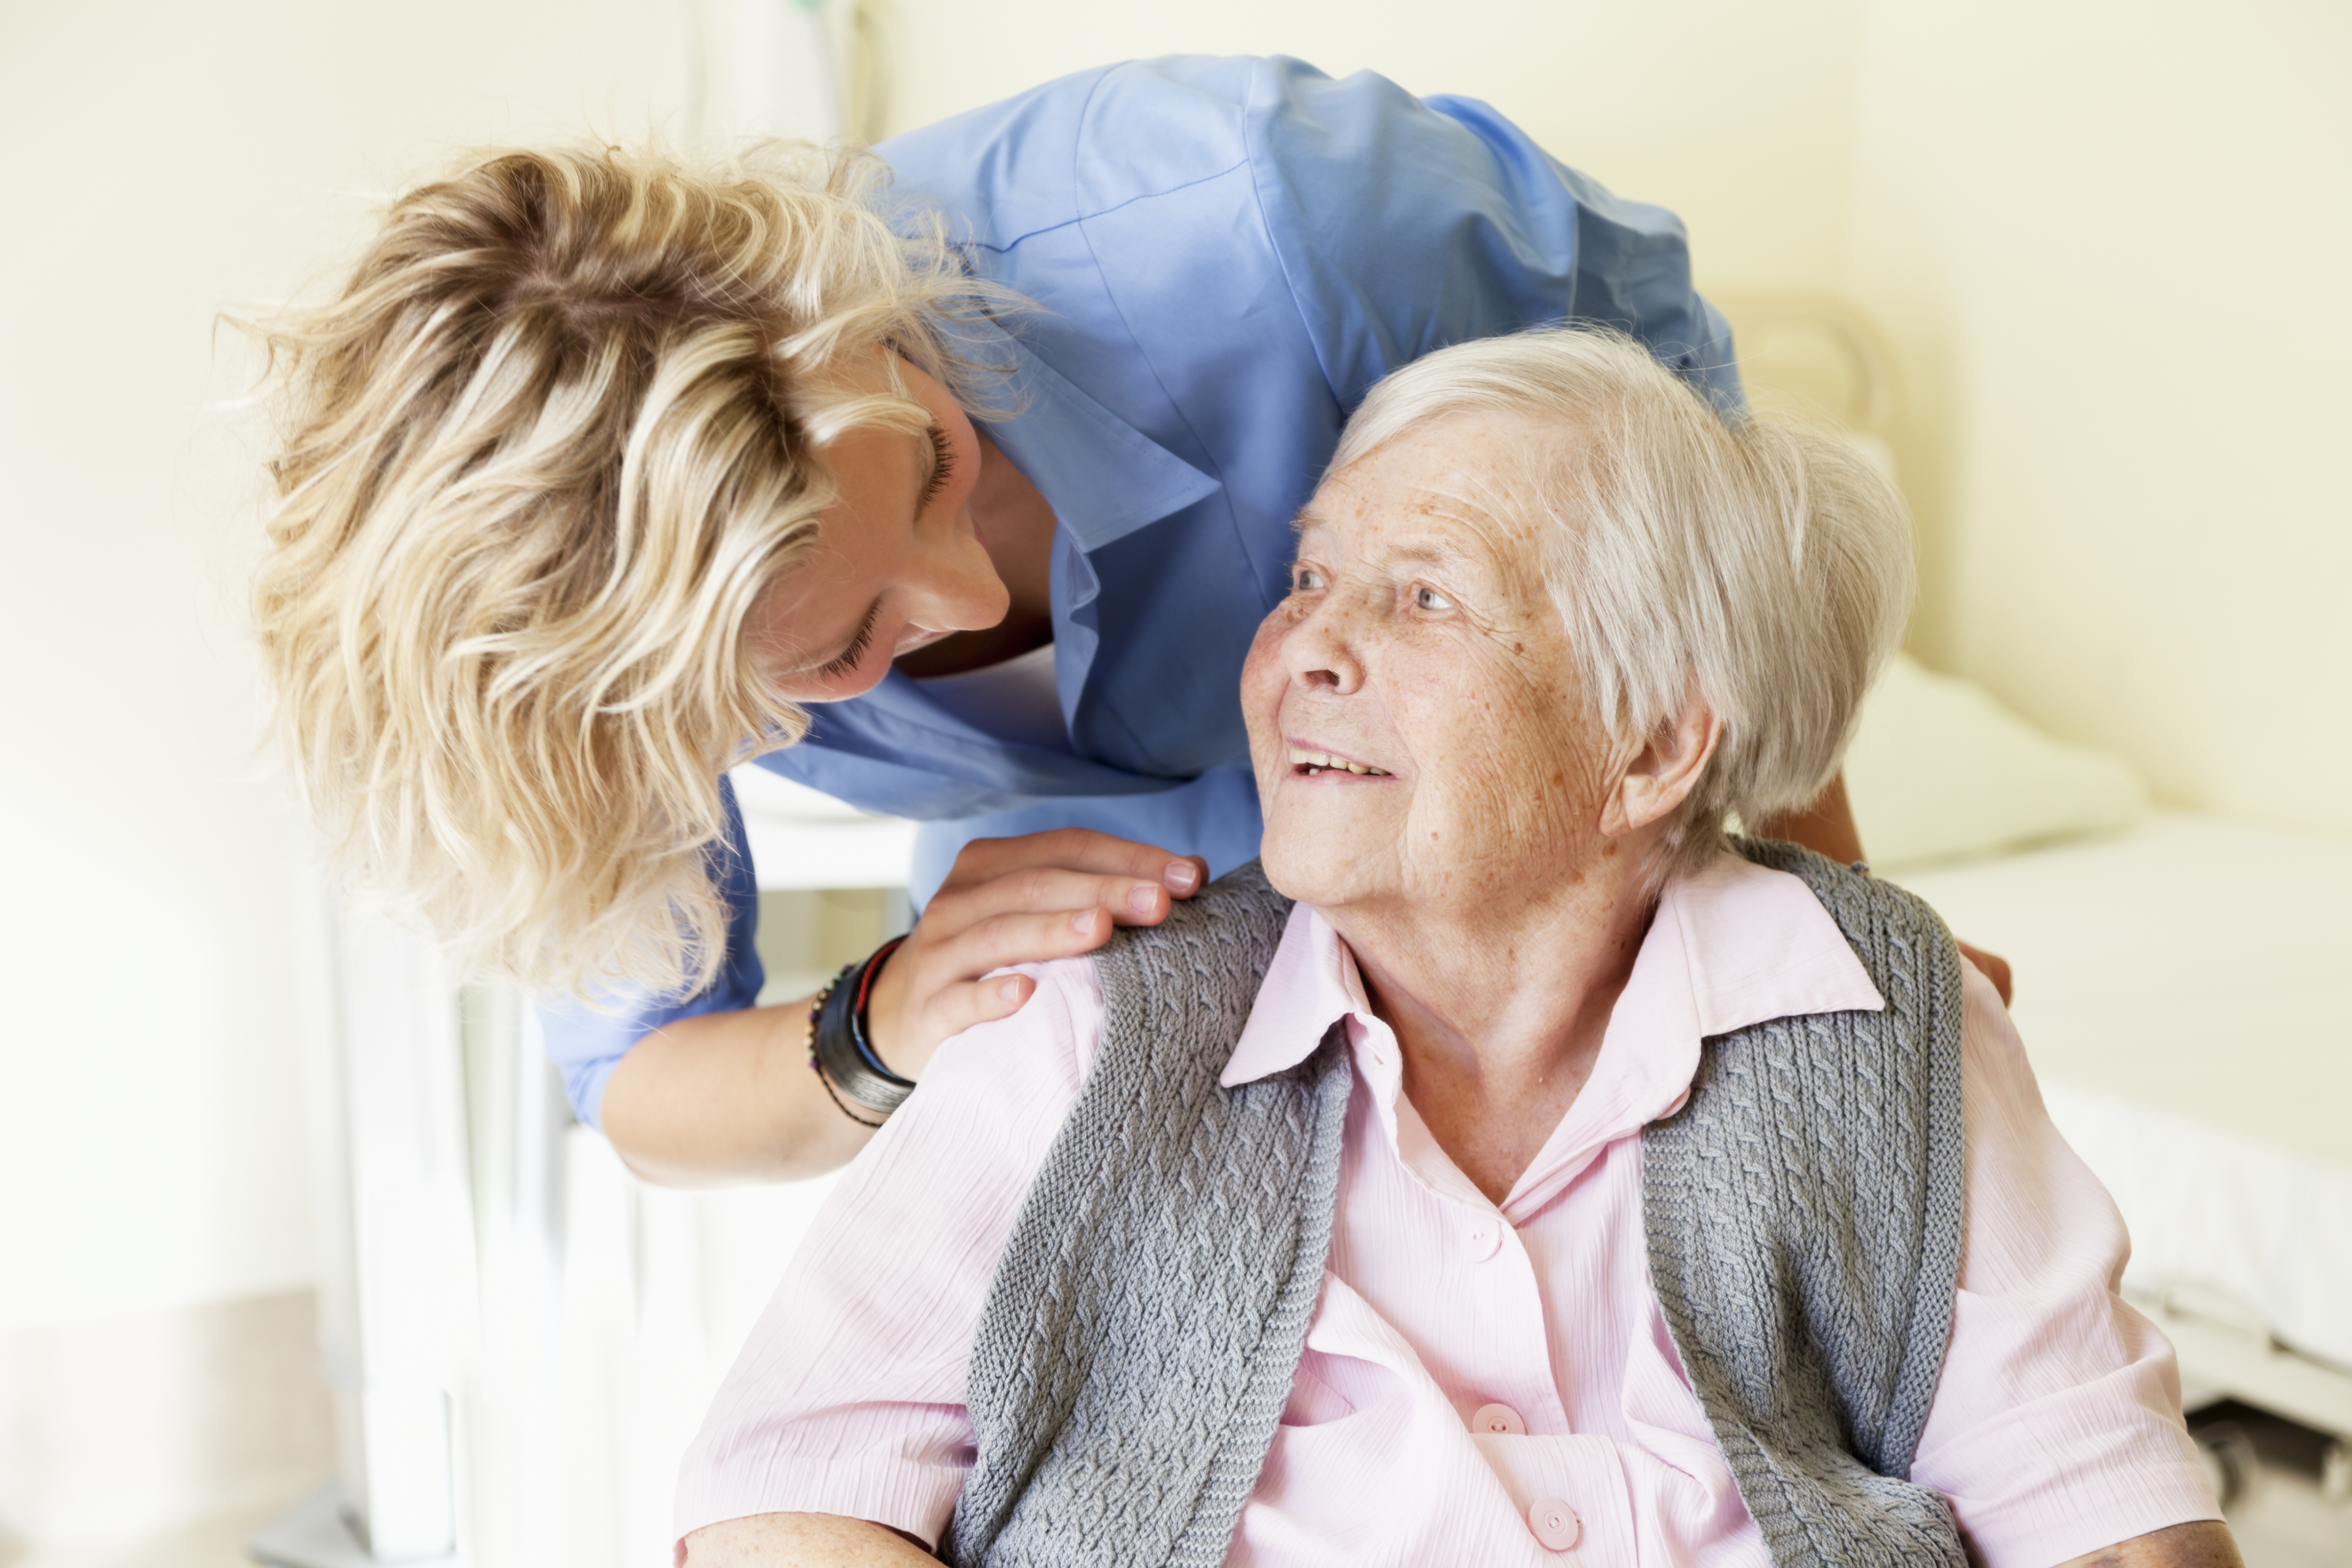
[1325, 862, 1658, 1206]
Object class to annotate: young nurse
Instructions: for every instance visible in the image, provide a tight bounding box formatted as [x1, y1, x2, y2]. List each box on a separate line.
[254, 55, 1985, 1181]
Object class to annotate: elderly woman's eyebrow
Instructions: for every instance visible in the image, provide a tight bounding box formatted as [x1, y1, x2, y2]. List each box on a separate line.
[1380, 534, 1486, 570]
[1288, 498, 1485, 550]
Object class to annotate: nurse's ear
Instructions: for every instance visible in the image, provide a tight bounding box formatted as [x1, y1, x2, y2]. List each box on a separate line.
[1599, 685, 1722, 838]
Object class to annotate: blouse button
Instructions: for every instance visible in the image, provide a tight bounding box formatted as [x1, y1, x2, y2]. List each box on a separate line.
[1469, 1402, 1525, 1435]
[1463, 1219, 1504, 1261]
[1528, 1498, 1582, 1552]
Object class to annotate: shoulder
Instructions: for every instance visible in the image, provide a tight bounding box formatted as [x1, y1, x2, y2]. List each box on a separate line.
[876, 56, 1273, 251]
[877, 55, 1461, 243]
[1099, 861, 1291, 984]
[823, 957, 1103, 1260]
[913, 955, 1107, 1116]
[1947, 961, 2119, 1266]
[1914, 973, 2220, 1559]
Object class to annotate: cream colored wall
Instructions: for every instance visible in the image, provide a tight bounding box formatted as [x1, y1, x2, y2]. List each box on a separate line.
[1, 0, 2336, 1372]
[873, 0, 1864, 295]
[0, 3, 1884, 1336]
[876, 0, 2352, 838]
[0, 1, 691, 1333]
[1842, 0, 2352, 835]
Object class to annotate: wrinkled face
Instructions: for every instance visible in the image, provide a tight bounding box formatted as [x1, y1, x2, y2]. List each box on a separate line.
[1243, 416, 1617, 920]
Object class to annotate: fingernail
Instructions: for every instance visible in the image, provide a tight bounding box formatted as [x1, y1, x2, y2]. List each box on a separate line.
[1000, 977, 1023, 1002]
[1164, 860, 1201, 893]
[1128, 884, 1159, 917]
[1070, 909, 1099, 935]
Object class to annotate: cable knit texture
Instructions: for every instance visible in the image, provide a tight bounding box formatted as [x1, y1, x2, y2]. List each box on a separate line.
[946, 861, 1349, 1568]
[948, 842, 1966, 1567]
[1643, 839, 1969, 1566]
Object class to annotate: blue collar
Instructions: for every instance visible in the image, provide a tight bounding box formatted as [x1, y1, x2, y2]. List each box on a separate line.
[958, 315, 1221, 554]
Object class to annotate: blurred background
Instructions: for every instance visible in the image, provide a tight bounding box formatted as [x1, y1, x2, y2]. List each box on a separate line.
[1, 1, 2347, 1564]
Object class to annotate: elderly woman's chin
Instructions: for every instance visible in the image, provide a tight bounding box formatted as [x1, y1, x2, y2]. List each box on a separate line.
[1254, 778, 1411, 910]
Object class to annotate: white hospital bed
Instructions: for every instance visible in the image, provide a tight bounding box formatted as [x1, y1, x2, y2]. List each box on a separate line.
[1716, 289, 2352, 1458]
[1894, 814, 2352, 1440]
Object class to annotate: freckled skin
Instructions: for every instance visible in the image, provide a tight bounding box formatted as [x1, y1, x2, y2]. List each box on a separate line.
[1244, 431, 1600, 920]
[2050, 1521, 2244, 1567]
[1240, 415, 1718, 1203]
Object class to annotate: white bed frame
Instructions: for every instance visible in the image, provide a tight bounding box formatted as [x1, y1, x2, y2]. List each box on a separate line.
[253, 784, 914, 1568]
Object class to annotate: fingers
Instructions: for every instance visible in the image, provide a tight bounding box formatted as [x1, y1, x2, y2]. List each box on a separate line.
[918, 905, 1122, 993]
[865, 905, 1113, 1073]
[929, 969, 1038, 1041]
[1956, 939, 2015, 1008]
[863, 831, 1214, 1075]
[931, 864, 1184, 933]
[942, 828, 1206, 900]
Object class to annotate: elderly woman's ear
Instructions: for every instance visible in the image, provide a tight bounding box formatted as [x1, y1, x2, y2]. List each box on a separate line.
[1599, 688, 1723, 840]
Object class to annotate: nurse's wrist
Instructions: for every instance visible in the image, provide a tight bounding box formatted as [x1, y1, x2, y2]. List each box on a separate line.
[858, 932, 925, 1078]
[808, 938, 918, 1124]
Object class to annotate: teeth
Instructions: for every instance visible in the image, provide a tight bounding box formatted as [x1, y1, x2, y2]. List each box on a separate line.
[1287, 747, 1389, 777]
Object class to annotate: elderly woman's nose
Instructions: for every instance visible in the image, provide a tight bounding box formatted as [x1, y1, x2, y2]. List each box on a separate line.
[1280, 593, 1369, 693]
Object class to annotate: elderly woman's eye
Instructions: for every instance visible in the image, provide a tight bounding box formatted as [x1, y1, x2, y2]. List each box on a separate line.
[1414, 585, 1454, 612]
[1291, 566, 1327, 593]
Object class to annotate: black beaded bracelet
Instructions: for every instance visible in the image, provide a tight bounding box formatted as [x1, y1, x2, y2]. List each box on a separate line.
[808, 936, 914, 1123]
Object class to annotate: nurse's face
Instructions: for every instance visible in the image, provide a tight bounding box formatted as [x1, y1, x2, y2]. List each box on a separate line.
[745, 354, 1006, 703]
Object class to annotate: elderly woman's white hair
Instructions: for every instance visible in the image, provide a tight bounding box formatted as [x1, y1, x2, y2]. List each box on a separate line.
[1332, 327, 1915, 884]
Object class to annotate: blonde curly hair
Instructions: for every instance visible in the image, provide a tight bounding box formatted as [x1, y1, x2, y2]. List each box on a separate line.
[248, 140, 1005, 1002]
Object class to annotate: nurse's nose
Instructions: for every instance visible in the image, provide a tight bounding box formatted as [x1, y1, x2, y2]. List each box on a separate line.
[900, 513, 1011, 638]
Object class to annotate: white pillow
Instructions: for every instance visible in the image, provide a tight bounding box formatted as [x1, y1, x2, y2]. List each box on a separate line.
[1841, 654, 2146, 871]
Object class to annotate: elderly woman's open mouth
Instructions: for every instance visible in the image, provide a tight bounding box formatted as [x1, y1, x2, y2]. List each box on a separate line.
[1284, 741, 1394, 778]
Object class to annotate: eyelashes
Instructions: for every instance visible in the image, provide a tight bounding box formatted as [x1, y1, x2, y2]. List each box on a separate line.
[818, 604, 877, 681]
[811, 427, 952, 684]
[920, 424, 956, 509]
[1285, 565, 1456, 614]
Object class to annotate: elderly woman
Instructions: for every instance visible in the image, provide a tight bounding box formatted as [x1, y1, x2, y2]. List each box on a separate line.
[675, 331, 2230, 1567]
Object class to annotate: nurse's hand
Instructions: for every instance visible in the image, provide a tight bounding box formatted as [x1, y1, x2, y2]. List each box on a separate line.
[863, 829, 1209, 1076]
[1956, 939, 2013, 1007]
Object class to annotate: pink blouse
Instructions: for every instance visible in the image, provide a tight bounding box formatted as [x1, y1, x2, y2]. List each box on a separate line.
[677, 853, 2218, 1565]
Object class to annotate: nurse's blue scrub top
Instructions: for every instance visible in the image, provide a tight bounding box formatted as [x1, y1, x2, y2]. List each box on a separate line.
[544, 55, 1745, 1127]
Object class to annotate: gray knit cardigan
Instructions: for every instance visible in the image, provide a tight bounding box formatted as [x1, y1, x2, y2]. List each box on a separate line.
[945, 842, 1968, 1567]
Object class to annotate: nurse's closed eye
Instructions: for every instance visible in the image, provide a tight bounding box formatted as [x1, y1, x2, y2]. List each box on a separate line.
[817, 602, 878, 680]
[919, 424, 956, 509]
[1415, 586, 1454, 611]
